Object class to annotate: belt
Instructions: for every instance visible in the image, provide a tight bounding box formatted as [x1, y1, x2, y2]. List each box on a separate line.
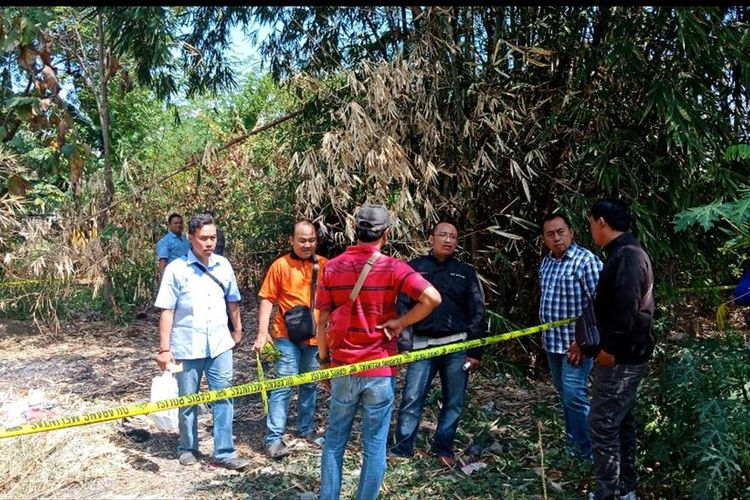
[412, 332, 468, 350]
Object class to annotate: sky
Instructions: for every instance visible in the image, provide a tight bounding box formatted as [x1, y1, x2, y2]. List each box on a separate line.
[226, 22, 271, 81]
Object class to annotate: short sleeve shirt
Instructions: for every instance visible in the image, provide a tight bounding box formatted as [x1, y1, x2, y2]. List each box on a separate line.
[316, 244, 431, 376]
[154, 250, 241, 360]
[258, 253, 328, 345]
[156, 232, 191, 263]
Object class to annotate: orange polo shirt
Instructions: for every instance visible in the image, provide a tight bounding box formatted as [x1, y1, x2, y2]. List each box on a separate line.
[258, 253, 328, 345]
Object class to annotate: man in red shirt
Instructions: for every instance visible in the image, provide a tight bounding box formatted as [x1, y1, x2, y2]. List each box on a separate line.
[315, 203, 441, 500]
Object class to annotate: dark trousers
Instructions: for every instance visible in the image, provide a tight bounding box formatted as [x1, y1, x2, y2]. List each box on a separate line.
[589, 362, 648, 499]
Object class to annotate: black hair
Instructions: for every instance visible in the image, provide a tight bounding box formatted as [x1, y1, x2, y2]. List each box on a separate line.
[290, 219, 315, 236]
[168, 213, 182, 223]
[431, 221, 457, 235]
[188, 213, 215, 235]
[590, 198, 631, 232]
[541, 212, 572, 231]
[356, 226, 385, 243]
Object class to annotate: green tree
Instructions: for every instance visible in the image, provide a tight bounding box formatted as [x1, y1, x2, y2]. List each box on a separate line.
[250, 6, 750, 312]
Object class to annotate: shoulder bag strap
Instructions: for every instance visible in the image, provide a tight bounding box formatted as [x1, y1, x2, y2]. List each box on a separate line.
[191, 261, 228, 297]
[349, 252, 382, 301]
[310, 254, 319, 309]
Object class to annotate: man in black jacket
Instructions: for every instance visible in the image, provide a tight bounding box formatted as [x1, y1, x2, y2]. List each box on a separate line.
[587, 198, 654, 500]
[390, 222, 487, 469]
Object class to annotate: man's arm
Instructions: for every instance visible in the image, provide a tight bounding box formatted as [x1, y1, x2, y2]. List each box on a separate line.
[377, 286, 441, 338]
[156, 309, 176, 370]
[228, 301, 242, 345]
[253, 298, 275, 351]
[158, 258, 167, 280]
[579, 254, 603, 302]
[569, 255, 603, 366]
[316, 309, 332, 362]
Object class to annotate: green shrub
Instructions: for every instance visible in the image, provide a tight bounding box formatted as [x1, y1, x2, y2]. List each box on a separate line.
[640, 333, 750, 498]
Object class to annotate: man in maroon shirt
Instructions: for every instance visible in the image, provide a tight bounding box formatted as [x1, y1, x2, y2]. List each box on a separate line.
[315, 203, 442, 500]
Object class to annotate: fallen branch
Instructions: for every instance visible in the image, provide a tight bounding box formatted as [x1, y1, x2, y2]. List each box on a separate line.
[87, 104, 309, 223]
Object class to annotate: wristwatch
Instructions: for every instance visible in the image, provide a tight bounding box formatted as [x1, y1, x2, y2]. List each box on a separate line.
[316, 353, 330, 364]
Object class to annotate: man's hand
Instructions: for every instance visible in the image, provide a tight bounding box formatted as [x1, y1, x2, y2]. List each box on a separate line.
[232, 329, 243, 348]
[567, 341, 584, 366]
[156, 350, 175, 371]
[253, 332, 273, 352]
[465, 356, 480, 371]
[595, 349, 616, 368]
[318, 359, 332, 392]
[376, 318, 403, 340]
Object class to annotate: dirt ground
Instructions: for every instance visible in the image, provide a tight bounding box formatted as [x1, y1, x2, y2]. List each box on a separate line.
[0, 297, 305, 499]
[1, 295, 748, 499]
[0, 292, 561, 499]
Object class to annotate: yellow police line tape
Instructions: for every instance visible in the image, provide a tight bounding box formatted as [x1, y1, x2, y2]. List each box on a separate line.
[0, 278, 91, 288]
[0, 318, 574, 440]
[0, 279, 57, 288]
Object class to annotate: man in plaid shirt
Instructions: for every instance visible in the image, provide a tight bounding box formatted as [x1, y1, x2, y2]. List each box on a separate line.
[538, 212, 602, 461]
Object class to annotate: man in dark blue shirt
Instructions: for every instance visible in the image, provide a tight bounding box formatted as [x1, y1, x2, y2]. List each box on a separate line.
[390, 222, 487, 468]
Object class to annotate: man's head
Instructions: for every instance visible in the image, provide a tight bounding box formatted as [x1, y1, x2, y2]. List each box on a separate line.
[588, 198, 630, 247]
[541, 213, 574, 259]
[187, 213, 216, 261]
[429, 222, 458, 261]
[355, 203, 391, 246]
[289, 220, 317, 259]
[167, 213, 183, 235]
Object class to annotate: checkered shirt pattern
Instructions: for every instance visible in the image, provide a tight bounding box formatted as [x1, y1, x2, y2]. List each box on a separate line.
[538, 242, 603, 354]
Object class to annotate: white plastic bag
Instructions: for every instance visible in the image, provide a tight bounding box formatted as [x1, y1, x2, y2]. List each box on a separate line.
[150, 371, 179, 431]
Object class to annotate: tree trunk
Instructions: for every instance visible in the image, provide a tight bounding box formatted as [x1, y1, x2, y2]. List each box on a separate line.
[95, 9, 121, 318]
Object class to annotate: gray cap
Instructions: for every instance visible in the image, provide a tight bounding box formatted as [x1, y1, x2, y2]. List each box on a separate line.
[355, 203, 392, 231]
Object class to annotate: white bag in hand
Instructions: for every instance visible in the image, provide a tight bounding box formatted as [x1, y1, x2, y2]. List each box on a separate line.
[150, 371, 178, 431]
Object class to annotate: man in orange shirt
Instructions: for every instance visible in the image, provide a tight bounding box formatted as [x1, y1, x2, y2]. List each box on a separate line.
[253, 220, 327, 459]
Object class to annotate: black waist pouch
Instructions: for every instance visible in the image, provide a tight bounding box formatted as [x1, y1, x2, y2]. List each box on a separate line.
[284, 305, 315, 344]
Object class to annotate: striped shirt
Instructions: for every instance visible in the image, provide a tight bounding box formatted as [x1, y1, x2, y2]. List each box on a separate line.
[316, 244, 431, 376]
[538, 242, 603, 354]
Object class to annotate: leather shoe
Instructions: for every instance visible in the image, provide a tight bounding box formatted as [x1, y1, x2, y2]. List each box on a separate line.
[213, 457, 249, 471]
[267, 440, 290, 459]
[178, 451, 197, 466]
[179, 451, 198, 465]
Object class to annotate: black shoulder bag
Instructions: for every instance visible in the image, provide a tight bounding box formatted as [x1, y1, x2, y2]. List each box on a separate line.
[191, 261, 235, 333]
[284, 255, 319, 344]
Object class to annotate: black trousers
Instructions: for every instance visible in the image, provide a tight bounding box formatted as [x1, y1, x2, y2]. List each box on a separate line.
[589, 362, 648, 499]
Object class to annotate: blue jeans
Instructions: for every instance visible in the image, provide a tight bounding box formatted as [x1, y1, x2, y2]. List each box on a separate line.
[320, 375, 395, 500]
[175, 348, 235, 461]
[266, 338, 319, 447]
[546, 351, 593, 460]
[391, 350, 468, 458]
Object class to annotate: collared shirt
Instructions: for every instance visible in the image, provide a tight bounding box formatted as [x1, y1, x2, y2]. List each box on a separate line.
[398, 253, 487, 359]
[538, 242, 603, 354]
[258, 252, 328, 344]
[156, 231, 191, 263]
[316, 244, 431, 377]
[154, 250, 241, 360]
